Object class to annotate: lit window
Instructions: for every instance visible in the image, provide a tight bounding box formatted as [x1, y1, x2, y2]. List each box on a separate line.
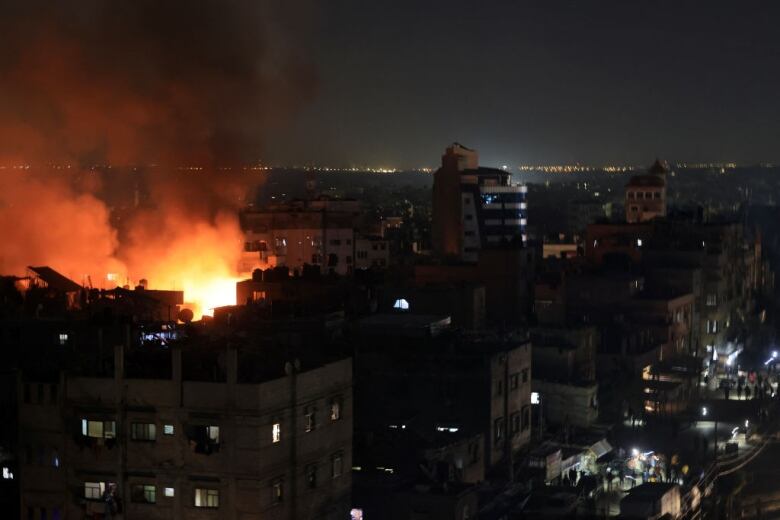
[164, 487, 175, 498]
[163, 424, 174, 436]
[330, 397, 342, 421]
[131, 423, 156, 442]
[393, 298, 410, 310]
[207, 426, 219, 444]
[272, 480, 284, 503]
[194, 488, 219, 508]
[272, 423, 281, 443]
[84, 482, 105, 500]
[636, 238, 643, 247]
[81, 419, 116, 439]
[494, 417, 505, 443]
[58, 333, 68, 346]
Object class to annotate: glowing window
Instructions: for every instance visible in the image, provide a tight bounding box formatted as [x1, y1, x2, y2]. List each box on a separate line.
[164, 487, 175, 498]
[272, 423, 281, 443]
[393, 298, 410, 310]
[84, 482, 105, 499]
[194, 488, 219, 508]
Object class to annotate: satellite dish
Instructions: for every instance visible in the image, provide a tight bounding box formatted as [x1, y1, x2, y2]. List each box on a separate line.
[178, 308, 194, 323]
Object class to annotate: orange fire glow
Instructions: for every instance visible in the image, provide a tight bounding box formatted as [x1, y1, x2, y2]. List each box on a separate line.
[120, 210, 245, 320]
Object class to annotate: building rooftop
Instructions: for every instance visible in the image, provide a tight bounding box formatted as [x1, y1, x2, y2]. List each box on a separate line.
[356, 313, 452, 337]
[27, 266, 82, 293]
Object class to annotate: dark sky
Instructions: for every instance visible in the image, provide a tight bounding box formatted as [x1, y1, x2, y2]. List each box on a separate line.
[266, 1, 780, 169]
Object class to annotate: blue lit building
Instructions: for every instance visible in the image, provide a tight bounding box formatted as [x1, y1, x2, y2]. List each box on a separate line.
[433, 143, 527, 262]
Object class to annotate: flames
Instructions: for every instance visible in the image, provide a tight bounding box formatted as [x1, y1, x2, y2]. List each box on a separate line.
[0, 169, 247, 321]
[182, 276, 242, 319]
[119, 209, 246, 320]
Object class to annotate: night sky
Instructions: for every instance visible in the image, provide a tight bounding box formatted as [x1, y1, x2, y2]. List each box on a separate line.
[267, 1, 780, 168]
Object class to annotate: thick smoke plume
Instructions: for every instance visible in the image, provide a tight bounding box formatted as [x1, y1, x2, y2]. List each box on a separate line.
[0, 1, 316, 316]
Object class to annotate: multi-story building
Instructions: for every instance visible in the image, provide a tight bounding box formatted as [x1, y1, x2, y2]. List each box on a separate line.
[530, 325, 599, 428]
[432, 143, 527, 262]
[353, 236, 389, 270]
[240, 198, 361, 276]
[18, 324, 353, 520]
[625, 160, 669, 223]
[350, 314, 532, 505]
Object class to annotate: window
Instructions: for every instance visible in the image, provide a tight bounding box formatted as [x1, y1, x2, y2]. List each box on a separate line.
[272, 480, 284, 503]
[163, 424, 175, 436]
[131, 484, 156, 504]
[332, 453, 343, 478]
[330, 397, 342, 421]
[654, 192, 661, 199]
[131, 423, 156, 441]
[84, 482, 105, 500]
[346, 255, 352, 265]
[511, 412, 520, 434]
[58, 333, 68, 346]
[185, 425, 219, 454]
[329, 239, 341, 246]
[81, 419, 116, 439]
[706, 293, 717, 307]
[164, 487, 175, 498]
[510, 373, 519, 390]
[636, 192, 644, 200]
[194, 488, 219, 508]
[272, 422, 281, 443]
[304, 406, 317, 433]
[393, 298, 410, 310]
[306, 464, 317, 488]
[51, 450, 60, 468]
[522, 406, 531, 431]
[627, 191, 635, 199]
[495, 380, 503, 396]
[521, 368, 529, 383]
[494, 418, 505, 444]
[706, 320, 719, 334]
